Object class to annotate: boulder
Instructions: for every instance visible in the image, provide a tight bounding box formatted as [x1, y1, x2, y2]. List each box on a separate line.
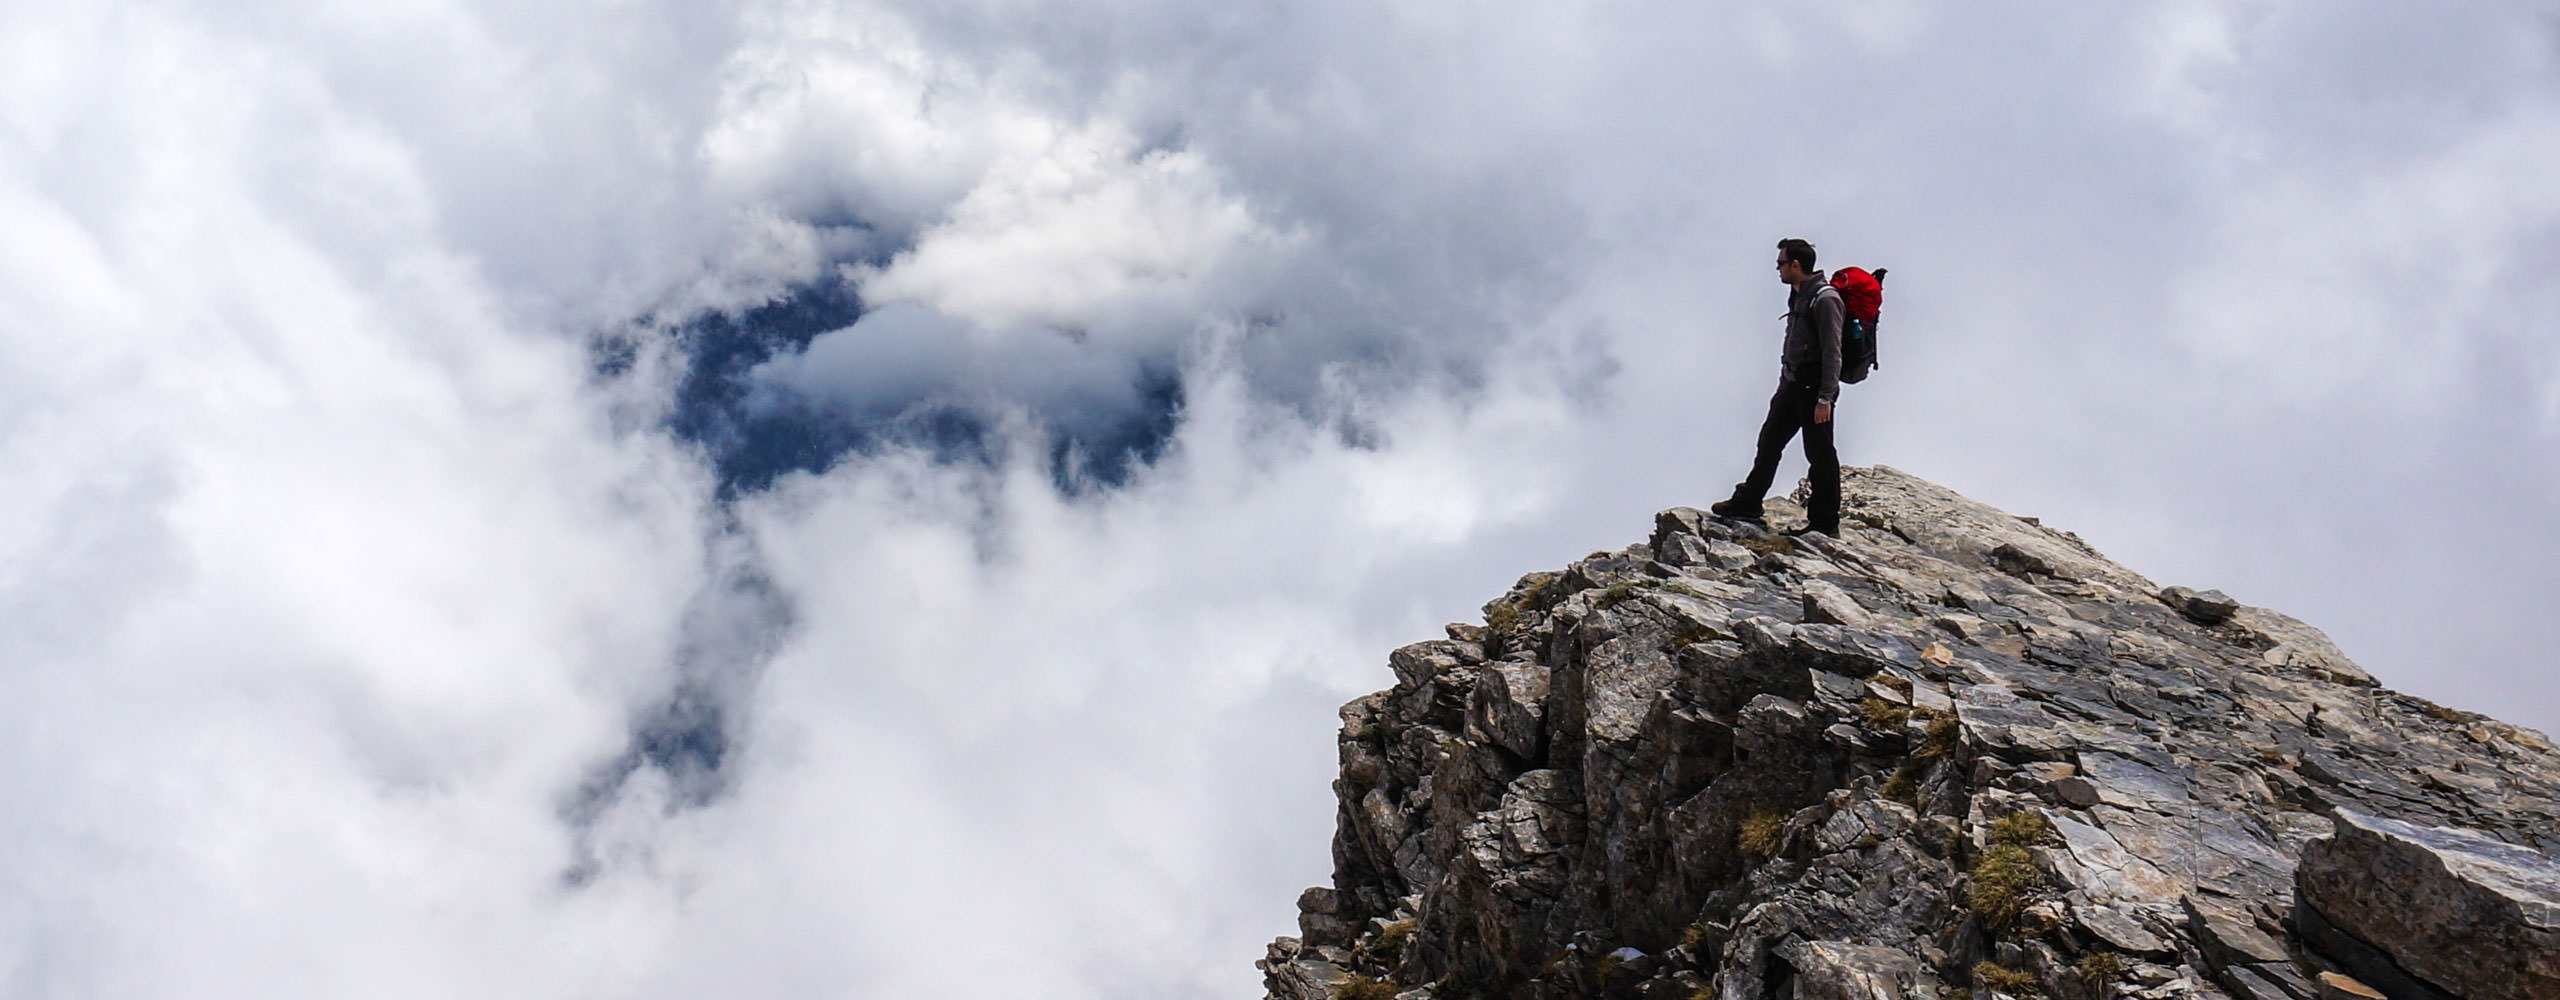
[1774, 940, 1925, 1000]
[1802, 581, 1873, 628]
[2295, 806, 2560, 1000]
[2160, 586, 2241, 625]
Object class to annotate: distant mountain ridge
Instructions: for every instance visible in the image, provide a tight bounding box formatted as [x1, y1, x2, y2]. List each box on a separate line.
[1259, 466, 2560, 1000]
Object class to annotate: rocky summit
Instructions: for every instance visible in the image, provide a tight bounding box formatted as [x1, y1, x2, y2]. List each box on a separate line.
[1258, 466, 2560, 1000]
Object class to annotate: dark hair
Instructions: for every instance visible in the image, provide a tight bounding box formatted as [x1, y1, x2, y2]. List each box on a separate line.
[1777, 238, 1816, 270]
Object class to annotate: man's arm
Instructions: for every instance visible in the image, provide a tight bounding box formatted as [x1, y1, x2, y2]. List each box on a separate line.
[1813, 289, 1843, 420]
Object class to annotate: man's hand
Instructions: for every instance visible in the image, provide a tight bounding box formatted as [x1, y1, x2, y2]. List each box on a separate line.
[1814, 401, 1833, 424]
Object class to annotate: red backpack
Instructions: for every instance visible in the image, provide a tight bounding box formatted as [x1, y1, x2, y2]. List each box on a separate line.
[1829, 267, 1886, 383]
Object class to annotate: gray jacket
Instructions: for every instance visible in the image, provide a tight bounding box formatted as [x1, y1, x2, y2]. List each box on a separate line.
[1781, 273, 1844, 405]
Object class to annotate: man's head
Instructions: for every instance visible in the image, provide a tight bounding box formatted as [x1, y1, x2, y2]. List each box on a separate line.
[1776, 238, 1817, 285]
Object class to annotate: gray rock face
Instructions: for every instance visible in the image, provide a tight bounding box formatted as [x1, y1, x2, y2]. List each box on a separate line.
[2295, 807, 2560, 1000]
[1258, 466, 2560, 1000]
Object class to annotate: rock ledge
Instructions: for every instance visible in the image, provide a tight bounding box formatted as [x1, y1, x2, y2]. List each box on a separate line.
[1260, 466, 2560, 1000]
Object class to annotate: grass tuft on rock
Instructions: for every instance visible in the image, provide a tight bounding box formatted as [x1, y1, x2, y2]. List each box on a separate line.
[1882, 763, 1922, 808]
[1913, 713, 1963, 759]
[1670, 624, 1722, 647]
[1973, 961, 2040, 996]
[1363, 919, 1413, 968]
[2077, 952, 2127, 991]
[1967, 843, 2042, 930]
[1991, 809, 2058, 847]
[1860, 696, 1913, 731]
[1335, 975, 1399, 1000]
[1739, 534, 1796, 556]
[1737, 809, 1785, 859]
[1659, 581, 1714, 601]
[1486, 573, 1559, 645]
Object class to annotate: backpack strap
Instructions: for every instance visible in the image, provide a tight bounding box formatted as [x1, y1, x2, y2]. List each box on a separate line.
[1785, 281, 1843, 319]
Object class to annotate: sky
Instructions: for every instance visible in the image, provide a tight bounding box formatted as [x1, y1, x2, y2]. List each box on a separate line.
[4, 1, 2558, 997]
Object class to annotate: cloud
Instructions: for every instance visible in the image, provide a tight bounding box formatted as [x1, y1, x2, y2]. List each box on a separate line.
[5, 1, 2560, 998]
[854, 135, 1286, 333]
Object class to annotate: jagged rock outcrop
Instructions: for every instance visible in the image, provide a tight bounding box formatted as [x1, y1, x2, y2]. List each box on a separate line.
[2294, 808, 2560, 1000]
[1258, 466, 2560, 1000]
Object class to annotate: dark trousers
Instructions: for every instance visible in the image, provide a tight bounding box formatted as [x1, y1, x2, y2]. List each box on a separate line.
[1733, 384, 1839, 532]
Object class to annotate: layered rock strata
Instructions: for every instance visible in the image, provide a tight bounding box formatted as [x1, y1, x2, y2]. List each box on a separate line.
[1259, 466, 2560, 1000]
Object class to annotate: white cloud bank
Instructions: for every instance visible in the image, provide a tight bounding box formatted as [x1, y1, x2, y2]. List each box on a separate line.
[4, 1, 2558, 998]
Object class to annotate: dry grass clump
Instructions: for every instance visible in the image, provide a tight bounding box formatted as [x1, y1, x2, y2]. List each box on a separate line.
[1973, 961, 2040, 996]
[2077, 952, 2127, 991]
[1363, 920, 1413, 968]
[1913, 712, 1963, 759]
[1882, 763, 1922, 808]
[1991, 809, 2058, 847]
[1739, 534, 1796, 556]
[1967, 843, 2042, 930]
[1486, 573, 1560, 644]
[1335, 975, 1399, 1000]
[1737, 809, 1786, 858]
[1860, 696, 1913, 731]
[1670, 624, 1722, 647]
[1658, 581, 1713, 601]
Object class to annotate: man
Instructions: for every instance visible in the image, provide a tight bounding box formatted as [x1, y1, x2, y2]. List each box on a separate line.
[1711, 237, 1842, 536]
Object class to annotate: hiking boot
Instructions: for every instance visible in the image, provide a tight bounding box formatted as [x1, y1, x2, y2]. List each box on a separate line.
[1709, 498, 1764, 521]
[1784, 524, 1835, 538]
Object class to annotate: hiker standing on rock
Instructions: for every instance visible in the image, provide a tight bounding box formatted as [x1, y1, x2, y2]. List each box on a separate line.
[1713, 237, 1843, 536]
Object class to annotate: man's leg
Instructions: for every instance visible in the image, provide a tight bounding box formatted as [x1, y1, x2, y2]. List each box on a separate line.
[1726, 386, 1807, 511]
[1802, 403, 1840, 535]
